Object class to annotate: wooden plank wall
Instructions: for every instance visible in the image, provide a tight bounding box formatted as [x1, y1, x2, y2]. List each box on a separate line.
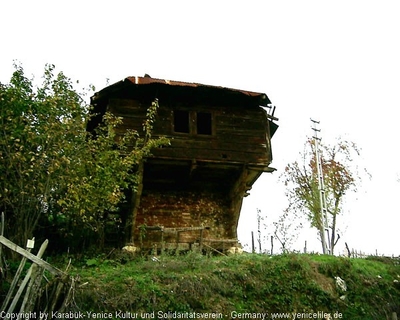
[108, 98, 272, 165]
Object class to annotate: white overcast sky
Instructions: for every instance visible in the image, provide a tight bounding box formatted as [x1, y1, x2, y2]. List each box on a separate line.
[1, 1, 399, 255]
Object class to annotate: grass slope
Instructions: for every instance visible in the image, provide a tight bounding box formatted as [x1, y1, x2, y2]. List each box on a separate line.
[67, 253, 400, 319]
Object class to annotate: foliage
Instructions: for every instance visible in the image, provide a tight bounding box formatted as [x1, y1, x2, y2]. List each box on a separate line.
[280, 137, 369, 254]
[0, 63, 168, 248]
[62, 252, 400, 318]
[273, 207, 303, 253]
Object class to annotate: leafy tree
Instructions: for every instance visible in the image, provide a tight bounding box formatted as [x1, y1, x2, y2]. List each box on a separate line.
[0, 64, 167, 249]
[281, 137, 368, 254]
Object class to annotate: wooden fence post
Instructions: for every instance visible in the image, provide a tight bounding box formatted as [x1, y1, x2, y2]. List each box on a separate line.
[161, 226, 165, 255]
[270, 236, 274, 255]
[199, 229, 204, 252]
[0, 217, 72, 314]
[1, 238, 35, 311]
[16, 239, 49, 313]
[23, 264, 45, 312]
[0, 212, 4, 276]
[251, 231, 255, 253]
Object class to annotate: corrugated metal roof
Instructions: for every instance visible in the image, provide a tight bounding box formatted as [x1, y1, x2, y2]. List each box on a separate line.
[92, 75, 272, 107]
[124, 75, 270, 102]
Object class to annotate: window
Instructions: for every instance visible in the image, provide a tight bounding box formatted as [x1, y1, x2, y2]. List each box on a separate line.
[196, 112, 212, 135]
[173, 110, 213, 135]
[173, 110, 189, 133]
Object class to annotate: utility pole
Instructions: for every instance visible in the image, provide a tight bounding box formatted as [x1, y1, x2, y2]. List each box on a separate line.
[311, 119, 331, 254]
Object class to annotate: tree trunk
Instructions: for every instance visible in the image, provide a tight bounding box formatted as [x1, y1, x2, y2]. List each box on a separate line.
[319, 225, 327, 254]
[330, 201, 340, 255]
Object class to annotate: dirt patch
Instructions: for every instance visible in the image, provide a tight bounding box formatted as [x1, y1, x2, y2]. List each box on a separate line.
[309, 261, 337, 297]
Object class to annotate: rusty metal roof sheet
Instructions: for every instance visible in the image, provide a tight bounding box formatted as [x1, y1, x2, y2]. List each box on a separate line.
[93, 75, 272, 106]
[125, 75, 267, 99]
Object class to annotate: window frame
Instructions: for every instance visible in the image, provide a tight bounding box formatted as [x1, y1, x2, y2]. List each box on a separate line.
[172, 110, 214, 136]
[173, 110, 190, 134]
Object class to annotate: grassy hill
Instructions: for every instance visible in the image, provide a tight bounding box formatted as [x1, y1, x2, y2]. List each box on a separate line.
[65, 252, 400, 319]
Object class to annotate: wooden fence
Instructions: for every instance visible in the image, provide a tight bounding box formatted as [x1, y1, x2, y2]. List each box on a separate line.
[0, 213, 76, 315]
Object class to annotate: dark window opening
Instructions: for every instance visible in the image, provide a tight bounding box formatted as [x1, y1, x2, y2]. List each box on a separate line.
[174, 110, 189, 133]
[197, 112, 212, 135]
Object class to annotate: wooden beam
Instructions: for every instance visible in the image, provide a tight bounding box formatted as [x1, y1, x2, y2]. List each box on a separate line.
[0, 236, 64, 276]
[202, 238, 238, 243]
[201, 243, 227, 256]
[143, 226, 210, 232]
[129, 160, 144, 244]
[164, 226, 209, 232]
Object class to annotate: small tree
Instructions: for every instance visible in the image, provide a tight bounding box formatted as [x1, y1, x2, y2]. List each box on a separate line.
[273, 207, 303, 254]
[281, 137, 368, 254]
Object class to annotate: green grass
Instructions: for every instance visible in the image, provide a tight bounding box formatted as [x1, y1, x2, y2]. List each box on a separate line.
[19, 252, 400, 319]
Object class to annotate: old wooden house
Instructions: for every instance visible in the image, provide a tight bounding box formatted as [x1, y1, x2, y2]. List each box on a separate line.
[88, 76, 278, 252]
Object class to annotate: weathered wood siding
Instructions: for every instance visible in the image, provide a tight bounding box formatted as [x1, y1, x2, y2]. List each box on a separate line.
[108, 98, 272, 165]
